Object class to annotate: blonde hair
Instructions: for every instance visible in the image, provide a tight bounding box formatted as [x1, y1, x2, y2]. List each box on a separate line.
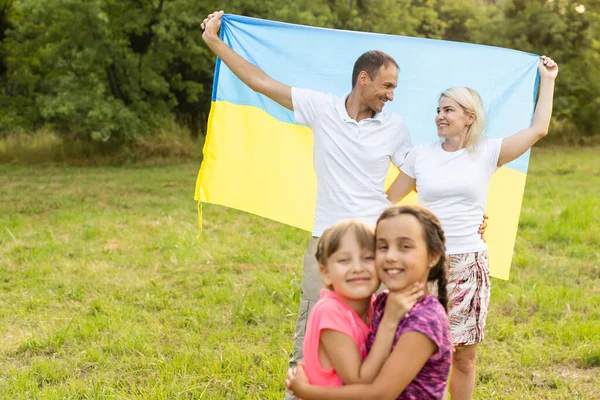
[316, 220, 374, 267]
[440, 87, 486, 152]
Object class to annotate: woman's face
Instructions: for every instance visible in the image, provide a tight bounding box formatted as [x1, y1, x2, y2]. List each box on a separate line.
[436, 96, 474, 139]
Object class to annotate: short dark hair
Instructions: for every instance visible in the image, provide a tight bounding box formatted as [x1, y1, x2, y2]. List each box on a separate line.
[351, 50, 399, 88]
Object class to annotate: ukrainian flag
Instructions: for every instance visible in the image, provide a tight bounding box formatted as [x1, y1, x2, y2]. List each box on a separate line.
[195, 14, 539, 280]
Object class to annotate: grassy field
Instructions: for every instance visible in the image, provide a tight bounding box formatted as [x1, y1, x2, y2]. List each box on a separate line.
[0, 147, 598, 399]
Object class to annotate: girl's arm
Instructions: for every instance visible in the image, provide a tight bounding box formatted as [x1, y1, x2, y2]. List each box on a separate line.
[386, 172, 416, 205]
[497, 56, 558, 167]
[321, 283, 423, 384]
[288, 331, 437, 400]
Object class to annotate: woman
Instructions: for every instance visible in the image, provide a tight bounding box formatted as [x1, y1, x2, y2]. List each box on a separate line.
[386, 56, 558, 400]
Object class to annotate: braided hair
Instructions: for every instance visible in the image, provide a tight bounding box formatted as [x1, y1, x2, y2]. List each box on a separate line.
[376, 205, 450, 312]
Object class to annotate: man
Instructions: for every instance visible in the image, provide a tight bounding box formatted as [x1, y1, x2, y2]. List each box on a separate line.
[201, 11, 484, 399]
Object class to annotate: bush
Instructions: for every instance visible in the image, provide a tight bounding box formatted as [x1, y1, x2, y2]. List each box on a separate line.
[0, 125, 196, 165]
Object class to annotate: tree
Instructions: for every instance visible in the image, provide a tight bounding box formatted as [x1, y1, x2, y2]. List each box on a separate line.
[468, 0, 600, 138]
[0, 0, 597, 142]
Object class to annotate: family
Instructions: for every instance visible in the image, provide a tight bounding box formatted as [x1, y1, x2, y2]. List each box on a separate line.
[201, 10, 558, 400]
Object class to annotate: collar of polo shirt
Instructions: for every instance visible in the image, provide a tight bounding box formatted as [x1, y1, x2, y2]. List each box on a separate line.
[335, 93, 384, 123]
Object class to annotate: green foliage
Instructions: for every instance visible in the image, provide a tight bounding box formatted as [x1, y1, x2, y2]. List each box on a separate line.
[0, 0, 599, 144]
[0, 0, 12, 76]
[0, 126, 196, 165]
[468, 0, 600, 138]
[1, 0, 215, 141]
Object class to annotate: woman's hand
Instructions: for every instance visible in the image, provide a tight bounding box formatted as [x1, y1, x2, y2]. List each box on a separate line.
[539, 56, 558, 80]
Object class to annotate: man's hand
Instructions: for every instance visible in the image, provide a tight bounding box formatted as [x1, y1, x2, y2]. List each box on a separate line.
[285, 363, 309, 396]
[201, 10, 224, 43]
[478, 213, 488, 241]
[199, 10, 293, 110]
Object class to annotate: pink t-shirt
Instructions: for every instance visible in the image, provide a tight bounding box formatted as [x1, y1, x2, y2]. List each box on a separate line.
[303, 289, 372, 386]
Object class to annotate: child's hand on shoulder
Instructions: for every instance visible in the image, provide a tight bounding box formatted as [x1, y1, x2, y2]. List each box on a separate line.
[285, 363, 309, 396]
[383, 282, 424, 322]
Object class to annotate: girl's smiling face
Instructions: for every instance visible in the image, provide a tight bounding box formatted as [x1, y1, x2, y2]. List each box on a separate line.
[321, 230, 380, 302]
[375, 214, 436, 291]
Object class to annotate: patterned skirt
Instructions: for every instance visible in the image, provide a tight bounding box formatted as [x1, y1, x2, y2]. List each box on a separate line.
[447, 250, 490, 346]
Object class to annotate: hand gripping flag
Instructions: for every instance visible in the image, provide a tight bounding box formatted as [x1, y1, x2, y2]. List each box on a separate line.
[195, 14, 540, 280]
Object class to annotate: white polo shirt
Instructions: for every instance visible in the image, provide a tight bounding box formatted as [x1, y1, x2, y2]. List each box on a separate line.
[292, 87, 412, 236]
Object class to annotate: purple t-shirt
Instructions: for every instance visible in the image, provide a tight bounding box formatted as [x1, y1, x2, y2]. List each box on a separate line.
[367, 293, 452, 400]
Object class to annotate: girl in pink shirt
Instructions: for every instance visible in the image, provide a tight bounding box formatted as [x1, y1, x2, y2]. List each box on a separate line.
[287, 206, 453, 399]
[301, 219, 424, 388]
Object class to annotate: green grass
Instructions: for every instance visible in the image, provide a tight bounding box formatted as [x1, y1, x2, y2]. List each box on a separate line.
[0, 147, 598, 399]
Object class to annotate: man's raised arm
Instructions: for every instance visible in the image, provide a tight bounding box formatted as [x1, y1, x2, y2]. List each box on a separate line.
[201, 11, 293, 111]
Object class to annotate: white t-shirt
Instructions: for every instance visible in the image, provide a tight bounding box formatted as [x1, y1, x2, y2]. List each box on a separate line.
[401, 139, 503, 254]
[292, 88, 412, 236]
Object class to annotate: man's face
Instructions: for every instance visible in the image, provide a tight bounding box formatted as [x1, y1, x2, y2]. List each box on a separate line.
[362, 64, 398, 113]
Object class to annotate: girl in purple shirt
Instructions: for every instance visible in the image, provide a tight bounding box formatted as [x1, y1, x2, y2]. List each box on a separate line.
[287, 205, 452, 399]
